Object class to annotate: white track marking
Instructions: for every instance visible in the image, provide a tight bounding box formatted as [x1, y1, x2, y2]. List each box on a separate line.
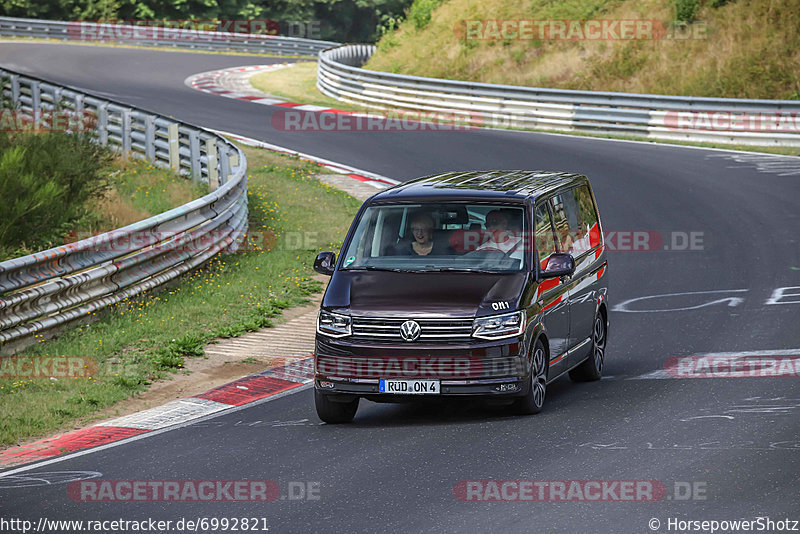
[707, 153, 800, 176]
[216, 130, 398, 185]
[95, 398, 231, 430]
[612, 289, 748, 313]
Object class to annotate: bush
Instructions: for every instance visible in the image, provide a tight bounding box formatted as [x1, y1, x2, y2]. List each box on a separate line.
[0, 131, 112, 259]
[675, 0, 700, 22]
[407, 0, 445, 30]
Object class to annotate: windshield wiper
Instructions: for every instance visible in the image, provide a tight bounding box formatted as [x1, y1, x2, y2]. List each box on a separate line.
[348, 266, 413, 272]
[416, 267, 502, 273]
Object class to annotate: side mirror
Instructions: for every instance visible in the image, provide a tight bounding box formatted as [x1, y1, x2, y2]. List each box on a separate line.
[313, 251, 336, 276]
[540, 253, 575, 280]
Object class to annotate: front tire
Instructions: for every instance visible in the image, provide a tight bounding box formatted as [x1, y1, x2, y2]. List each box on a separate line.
[315, 390, 359, 423]
[512, 338, 548, 415]
[569, 310, 606, 382]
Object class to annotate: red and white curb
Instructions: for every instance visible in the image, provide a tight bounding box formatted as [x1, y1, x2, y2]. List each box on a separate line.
[0, 357, 313, 469]
[186, 65, 398, 189]
[186, 64, 344, 114]
[185, 64, 294, 106]
[217, 130, 399, 189]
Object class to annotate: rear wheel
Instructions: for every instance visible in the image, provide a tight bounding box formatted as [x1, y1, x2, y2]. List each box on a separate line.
[512, 339, 548, 415]
[569, 310, 606, 382]
[315, 390, 359, 423]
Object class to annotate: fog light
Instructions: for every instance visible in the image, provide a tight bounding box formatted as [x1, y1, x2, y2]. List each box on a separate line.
[319, 381, 334, 389]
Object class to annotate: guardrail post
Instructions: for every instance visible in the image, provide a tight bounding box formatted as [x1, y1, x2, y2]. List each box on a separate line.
[205, 138, 219, 189]
[229, 150, 240, 173]
[144, 115, 155, 160]
[74, 93, 84, 112]
[121, 108, 132, 158]
[30, 80, 41, 128]
[53, 87, 63, 110]
[188, 130, 201, 181]
[97, 102, 108, 145]
[30, 80, 41, 111]
[10, 74, 20, 109]
[218, 143, 230, 185]
[168, 123, 180, 171]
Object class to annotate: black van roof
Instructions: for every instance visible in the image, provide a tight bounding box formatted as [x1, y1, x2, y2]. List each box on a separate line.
[371, 170, 585, 202]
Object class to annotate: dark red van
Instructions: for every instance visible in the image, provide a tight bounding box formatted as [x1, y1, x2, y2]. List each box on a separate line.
[312, 171, 608, 423]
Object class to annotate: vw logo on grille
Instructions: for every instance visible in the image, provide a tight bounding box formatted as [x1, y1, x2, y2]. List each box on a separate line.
[400, 320, 421, 342]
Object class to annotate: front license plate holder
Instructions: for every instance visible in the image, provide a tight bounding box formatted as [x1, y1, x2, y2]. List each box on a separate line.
[379, 379, 440, 395]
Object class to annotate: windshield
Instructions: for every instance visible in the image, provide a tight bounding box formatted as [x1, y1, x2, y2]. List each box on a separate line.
[340, 202, 527, 272]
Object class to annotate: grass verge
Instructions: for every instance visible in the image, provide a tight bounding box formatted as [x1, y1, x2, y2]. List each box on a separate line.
[367, 0, 800, 100]
[250, 62, 362, 111]
[0, 146, 361, 447]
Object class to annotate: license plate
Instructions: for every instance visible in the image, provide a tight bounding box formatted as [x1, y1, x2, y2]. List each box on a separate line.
[379, 379, 440, 395]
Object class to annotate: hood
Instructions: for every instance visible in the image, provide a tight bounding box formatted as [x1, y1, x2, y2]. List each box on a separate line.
[322, 270, 529, 318]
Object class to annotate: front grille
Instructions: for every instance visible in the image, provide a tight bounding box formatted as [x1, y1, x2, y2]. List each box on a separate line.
[351, 317, 473, 343]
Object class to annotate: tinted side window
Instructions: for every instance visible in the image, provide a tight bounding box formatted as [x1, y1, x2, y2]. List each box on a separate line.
[572, 184, 602, 254]
[549, 185, 601, 255]
[534, 203, 557, 267]
[573, 185, 598, 231]
[549, 190, 580, 254]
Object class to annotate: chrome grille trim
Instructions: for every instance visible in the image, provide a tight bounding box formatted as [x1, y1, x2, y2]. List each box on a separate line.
[351, 317, 474, 342]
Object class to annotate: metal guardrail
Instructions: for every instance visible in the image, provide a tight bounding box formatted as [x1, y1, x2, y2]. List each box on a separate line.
[0, 68, 248, 354]
[0, 16, 337, 57]
[318, 45, 800, 147]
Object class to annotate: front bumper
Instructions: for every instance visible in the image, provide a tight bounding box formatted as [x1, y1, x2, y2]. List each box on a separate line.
[314, 334, 529, 398]
[315, 377, 528, 398]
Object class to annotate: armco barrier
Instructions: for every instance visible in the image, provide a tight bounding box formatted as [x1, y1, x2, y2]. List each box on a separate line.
[317, 44, 800, 147]
[0, 68, 248, 354]
[0, 16, 337, 57]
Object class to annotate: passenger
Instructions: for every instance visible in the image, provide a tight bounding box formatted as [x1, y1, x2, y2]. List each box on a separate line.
[395, 212, 446, 256]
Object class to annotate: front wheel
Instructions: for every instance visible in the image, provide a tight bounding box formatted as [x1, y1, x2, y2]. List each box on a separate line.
[569, 311, 606, 382]
[315, 390, 359, 423]
[512, 339, 548, 415]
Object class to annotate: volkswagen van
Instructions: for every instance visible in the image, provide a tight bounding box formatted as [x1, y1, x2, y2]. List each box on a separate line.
[312, 171, 608, 423]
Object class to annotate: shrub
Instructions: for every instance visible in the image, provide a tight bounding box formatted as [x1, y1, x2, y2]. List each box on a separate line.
[407, 0, 444, 30]
[675, 0, 700, 22]
[0, 131, 112, 258]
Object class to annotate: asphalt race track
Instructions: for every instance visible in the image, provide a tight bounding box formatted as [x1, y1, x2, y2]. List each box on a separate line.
[1, 43, 799, 533]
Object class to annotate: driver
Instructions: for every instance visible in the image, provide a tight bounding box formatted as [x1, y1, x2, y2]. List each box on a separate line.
[476, 209, 524, 261]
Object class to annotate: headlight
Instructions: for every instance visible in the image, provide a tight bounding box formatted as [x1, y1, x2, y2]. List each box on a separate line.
[472, 311, 525, 340]
[317, 310, 351, 338]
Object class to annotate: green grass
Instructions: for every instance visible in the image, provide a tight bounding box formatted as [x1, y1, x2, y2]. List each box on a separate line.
[367, 0, 800, 100]
[249, 62, 364, 111]
[0, 146, 362, 447]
